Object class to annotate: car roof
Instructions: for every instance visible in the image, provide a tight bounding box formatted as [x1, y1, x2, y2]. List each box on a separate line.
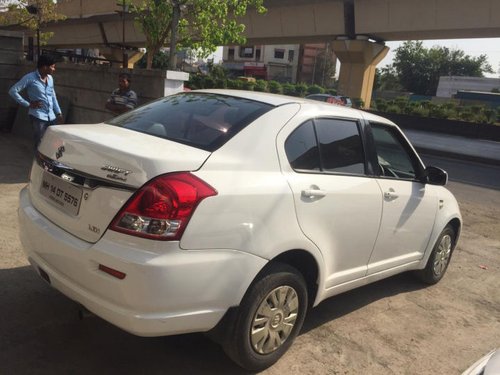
[190, 89, 396, 127]
[195, 89, 310, 106]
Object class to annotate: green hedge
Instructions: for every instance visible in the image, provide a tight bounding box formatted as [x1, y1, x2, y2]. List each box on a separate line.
[186, 73, 338, 99]
[373, 97, 499, 124]
[187, 73, 370, 109]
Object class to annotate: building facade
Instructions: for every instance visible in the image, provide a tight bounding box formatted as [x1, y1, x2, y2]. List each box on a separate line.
[222, 44, 300, 83]
[297, 43, 336, 86]
[437, 76, 500, 98]
[222, 43, 336, 85]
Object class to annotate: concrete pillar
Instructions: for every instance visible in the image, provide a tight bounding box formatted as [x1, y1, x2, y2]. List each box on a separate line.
[100, 47, 145, 68]
[126, 50, 145, 68]
[332, 39, 389, 108]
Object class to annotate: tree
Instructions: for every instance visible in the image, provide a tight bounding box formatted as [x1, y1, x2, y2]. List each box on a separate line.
[311, 43, 336, 87]
[136, 50, 170, 70]
[131, 0, 266, 70]
[374, 65, 402, 92]
[0, 0, 66, 54]
[392, 41, 493, 95]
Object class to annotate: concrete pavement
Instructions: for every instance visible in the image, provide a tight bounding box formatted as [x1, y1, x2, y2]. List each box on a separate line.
[403, 129, 500, 165]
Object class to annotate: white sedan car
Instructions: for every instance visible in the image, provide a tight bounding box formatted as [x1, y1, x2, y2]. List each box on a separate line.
[18, 89, 461, 371]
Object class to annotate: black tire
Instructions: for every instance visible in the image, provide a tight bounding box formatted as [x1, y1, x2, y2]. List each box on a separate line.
[222, 262, 308, 372]
[416, 225, 456, 284]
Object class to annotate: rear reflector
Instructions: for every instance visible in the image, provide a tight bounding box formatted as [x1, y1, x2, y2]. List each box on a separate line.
[98, 264, 126, 280]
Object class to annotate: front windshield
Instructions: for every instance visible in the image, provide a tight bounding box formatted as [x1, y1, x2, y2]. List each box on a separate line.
[106, 92, 273, 152]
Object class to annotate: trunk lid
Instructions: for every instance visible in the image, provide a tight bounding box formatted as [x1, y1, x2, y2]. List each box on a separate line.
[30, 124, 211, 243]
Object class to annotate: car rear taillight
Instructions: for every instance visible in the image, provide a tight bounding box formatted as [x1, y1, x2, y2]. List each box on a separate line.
[109, 172, 217, 241]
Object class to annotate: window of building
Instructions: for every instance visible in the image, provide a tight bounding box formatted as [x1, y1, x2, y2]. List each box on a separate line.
[228, 48, 235, 61]
[274, 49, 285, 59]
[239, 46, 254, 58]
[255, 48, 261, 60]
[288, 50, 295, 62]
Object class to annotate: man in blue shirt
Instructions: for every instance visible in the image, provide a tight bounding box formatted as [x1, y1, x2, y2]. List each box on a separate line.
[9, 54, 63, 148]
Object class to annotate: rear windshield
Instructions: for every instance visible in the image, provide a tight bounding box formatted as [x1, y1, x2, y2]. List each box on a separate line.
[106, 92, 273, 151]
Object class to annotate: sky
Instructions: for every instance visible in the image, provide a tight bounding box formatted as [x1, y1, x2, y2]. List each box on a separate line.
[379, 38, 500, 78]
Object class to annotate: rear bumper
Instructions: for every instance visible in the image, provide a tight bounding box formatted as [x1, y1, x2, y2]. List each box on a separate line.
[18, 187, 267, 337]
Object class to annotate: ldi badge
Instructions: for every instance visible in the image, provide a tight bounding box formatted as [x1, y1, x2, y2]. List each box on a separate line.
[88, 224, 100, 234]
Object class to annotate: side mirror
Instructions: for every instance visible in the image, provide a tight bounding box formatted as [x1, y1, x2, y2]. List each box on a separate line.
[422, 166, 448, 186]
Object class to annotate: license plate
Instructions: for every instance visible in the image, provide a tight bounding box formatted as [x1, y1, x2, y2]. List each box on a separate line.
[39, 172, 83, 216]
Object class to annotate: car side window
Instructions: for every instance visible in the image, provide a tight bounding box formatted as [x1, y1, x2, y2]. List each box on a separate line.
[371, 124, 418, 179]
[285, 118, 365, 174]
[285, 120, 321, 171]
[315, 118, 365, 174]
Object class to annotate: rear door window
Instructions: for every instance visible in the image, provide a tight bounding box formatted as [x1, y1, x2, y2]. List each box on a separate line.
[315, 119, 365, 174]
[285, 120, 320, 171]
[285, 118, 365, 175]
[106, 93, 273, 151]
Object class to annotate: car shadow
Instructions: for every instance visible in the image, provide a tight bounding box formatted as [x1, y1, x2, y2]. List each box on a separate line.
[0, 266, 253, 375]
[0, 266, 428, 374]
[301, 272, 427, 334]
[0, 133, 33, 184]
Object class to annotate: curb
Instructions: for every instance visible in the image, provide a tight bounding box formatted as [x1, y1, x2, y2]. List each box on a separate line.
[414, 146, 500, 166]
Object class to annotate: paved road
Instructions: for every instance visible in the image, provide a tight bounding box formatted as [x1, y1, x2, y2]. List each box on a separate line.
[404, 129, 500, 166]
[421, 154, 500, 190]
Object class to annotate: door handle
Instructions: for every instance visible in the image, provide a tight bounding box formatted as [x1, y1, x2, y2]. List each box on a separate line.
[384, 188, 399, 200]
[301, 189, 327, 198]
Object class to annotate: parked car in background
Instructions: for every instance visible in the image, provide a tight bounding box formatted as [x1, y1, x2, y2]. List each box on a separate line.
[306, 93, 342, 105]
[338, 95, 353, 107]
[306, 93, 352, 107]
[18, 90, 461, 372]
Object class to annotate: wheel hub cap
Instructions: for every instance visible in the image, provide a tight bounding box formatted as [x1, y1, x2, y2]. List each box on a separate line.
[433, 234, 452, 276]
[250, 285, 299, 354]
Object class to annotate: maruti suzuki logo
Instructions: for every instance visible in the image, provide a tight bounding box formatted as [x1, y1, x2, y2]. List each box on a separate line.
[55, 145, 65, 159]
